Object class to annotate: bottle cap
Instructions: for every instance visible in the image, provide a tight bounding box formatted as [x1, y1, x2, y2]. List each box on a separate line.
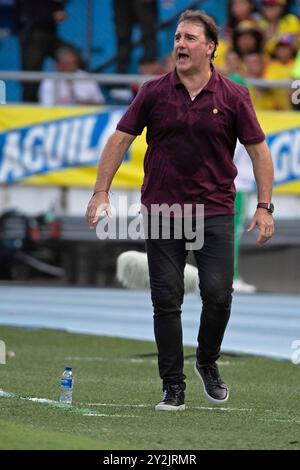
[65, 367, 72, 371]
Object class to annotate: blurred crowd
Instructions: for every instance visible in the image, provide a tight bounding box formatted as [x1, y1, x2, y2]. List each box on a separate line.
[0, 0, 300, 109]
[215, 0, 300, 111]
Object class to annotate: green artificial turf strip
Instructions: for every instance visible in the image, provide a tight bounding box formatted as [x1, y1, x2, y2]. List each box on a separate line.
[0, 325, 299, 450]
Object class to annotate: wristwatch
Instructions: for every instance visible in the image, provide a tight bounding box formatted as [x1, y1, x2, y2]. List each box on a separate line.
[257, 202, 274, 214]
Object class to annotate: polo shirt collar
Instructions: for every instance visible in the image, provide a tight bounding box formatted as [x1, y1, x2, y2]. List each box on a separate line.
[171, 65, 219, 93]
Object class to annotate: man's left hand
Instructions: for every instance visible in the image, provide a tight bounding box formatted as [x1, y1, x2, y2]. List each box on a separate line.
[247, 209, 275, 246]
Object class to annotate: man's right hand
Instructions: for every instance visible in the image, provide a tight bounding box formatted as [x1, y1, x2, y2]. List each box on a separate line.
[85, 192, 112, 230]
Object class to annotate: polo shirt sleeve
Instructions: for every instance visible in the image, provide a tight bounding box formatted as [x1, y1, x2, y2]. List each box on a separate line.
[116, 83, 150, 136]
[235, 88, 265, 145]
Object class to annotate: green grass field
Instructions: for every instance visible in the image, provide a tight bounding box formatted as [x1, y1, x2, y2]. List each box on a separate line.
[0, 325, 299, 450]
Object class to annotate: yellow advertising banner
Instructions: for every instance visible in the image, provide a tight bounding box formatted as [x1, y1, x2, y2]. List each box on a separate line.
[0, 106, 300, 193]
[0, 106, 145, 189]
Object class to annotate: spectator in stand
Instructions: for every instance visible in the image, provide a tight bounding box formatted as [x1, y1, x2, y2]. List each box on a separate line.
[223, 50, 247, 84]
[244, 51, 291, 109]
[266, 34, 297, 77]
[113, 0, 159, 74]
[38, 46, 105, 106]
[225, 0, 258, 39]
[215, 0, 258, 70]
[257, 0, 300, 56]
[265, 35, 297, 109]
[232, 20, 265, 58]
[15, 0, 73, 103]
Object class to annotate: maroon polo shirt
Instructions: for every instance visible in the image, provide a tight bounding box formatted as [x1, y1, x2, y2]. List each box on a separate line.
[116, 68, 265, 216]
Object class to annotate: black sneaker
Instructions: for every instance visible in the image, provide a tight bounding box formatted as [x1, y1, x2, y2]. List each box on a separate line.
[194, 361, 229, 404]
[155, 385, 186, 411]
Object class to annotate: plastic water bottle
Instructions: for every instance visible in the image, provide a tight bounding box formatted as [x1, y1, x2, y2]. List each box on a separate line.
[59, 367, 73, 404]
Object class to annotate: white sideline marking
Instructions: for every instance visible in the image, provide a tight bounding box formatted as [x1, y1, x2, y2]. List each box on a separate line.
[65, 356, 244, 366]
[86, 402, 150, 408]
[193, 406, 252, 412]
[258, 418, 300, 424]
[83, 413, 137, 418]
[65, 356, 157, 364]
[4, 390, 296, 420]
[0, 390, 252, 414]
[1, 390, 252, 413]
[24, 397, 57, 404]
[0, 390, 14, 398]
[86, 402, 252, 412]
[0, 389, 138, 418]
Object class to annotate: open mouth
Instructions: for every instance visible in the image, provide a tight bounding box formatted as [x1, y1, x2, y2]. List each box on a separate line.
[177, 52, 190, 61]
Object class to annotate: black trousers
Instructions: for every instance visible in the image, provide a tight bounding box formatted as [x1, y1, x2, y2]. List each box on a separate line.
[145, 215, 234, 390]
[113, 0, 158, 73]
